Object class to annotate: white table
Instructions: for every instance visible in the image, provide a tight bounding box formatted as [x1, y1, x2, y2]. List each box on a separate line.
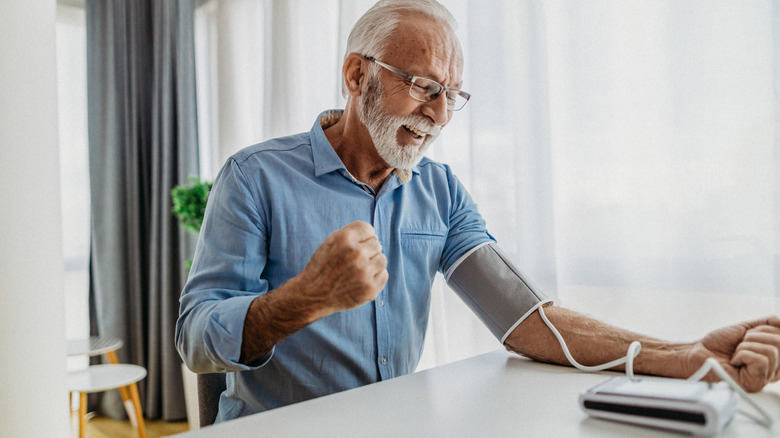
[174, 291, 780, 437]
[174, 350, 779, 437]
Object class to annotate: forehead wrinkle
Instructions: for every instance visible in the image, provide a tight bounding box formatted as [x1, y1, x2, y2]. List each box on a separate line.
[381, 13, 462, 88]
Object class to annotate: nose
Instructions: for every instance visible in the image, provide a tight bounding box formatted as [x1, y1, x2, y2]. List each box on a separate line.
[421, 92, 451, 127]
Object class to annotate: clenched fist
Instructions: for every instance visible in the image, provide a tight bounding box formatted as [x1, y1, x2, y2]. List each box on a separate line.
[297, 221, 389, 317]
[240, 221, 388, 364]
[686, 316, 780, 392]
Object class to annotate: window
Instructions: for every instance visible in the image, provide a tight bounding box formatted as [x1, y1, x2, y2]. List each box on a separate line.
[56, 1, 89, 367]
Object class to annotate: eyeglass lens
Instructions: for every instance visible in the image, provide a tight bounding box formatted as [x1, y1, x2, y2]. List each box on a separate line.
[410, 78, 468, 110]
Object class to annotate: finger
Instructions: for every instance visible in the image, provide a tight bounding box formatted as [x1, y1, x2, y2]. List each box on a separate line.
[743, 329, 780, 381]
[364, 236, 383, 254]
[344, 221, 377, 240]
[746, 325, 780, 337]
[374, 268, 389, 289]
[730, 349, 771, 392]
[743, 331, 780, 351]
[369, 252, 388, 273]
[744, 316, 780, 330]
[350, 240, 382, 265]
[733, 340, 779, 382]
[359, 233, 381, 247]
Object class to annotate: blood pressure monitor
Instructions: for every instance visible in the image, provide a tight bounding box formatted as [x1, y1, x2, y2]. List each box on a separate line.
[580, 376, 738, 436]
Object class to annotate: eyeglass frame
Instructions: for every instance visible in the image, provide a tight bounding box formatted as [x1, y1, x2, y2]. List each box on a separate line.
[362, 55, 470, 111]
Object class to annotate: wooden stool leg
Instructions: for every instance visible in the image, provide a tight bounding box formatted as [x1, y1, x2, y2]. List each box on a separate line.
[105, 350, 120, 364]
[128, 382, 146, 438]
[119, 385, 136, 427]
[78, 392, 87, 438]
[106, 350, 137, 426]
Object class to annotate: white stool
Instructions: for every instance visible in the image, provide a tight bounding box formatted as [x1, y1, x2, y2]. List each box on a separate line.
[67, 336, 140, 426]
[67, 336, 124, 360]
[68, 364, 147, 438]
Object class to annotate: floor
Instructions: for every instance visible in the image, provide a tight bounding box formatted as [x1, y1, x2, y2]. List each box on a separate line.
[70, 412, 190, 438]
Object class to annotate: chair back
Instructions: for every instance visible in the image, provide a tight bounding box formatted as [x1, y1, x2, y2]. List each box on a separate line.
[197, 373, 227, 427]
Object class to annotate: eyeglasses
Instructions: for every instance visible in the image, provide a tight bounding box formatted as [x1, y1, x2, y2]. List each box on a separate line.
[363, 55, 470, 111]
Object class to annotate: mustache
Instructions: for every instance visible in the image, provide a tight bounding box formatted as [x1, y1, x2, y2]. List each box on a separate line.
[399, 115, 442, 137]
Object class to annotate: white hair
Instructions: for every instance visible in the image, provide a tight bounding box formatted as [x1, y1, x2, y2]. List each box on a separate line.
[341, 0, 458, 97]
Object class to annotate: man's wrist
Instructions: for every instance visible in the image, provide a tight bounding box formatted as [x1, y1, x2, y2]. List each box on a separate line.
[280, 274, 334, 323]
[239, 278, 328, 364]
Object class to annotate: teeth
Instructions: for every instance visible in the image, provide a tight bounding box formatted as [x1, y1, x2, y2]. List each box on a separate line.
[404, 124, 426, 138]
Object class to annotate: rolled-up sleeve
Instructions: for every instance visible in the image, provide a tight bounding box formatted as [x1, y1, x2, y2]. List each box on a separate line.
[175, 157, 273, 373]
[439, 166, 495, 273]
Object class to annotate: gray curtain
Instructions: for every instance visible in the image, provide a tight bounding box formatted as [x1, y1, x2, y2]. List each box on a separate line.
[86, 0, 199, 421]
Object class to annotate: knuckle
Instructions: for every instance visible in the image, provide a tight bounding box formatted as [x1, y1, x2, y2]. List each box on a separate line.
[357, 245, 373, 260]
[348, 248, 371, 266]
[328, 230, 351, 247]
[342, 245, 359, 259]
[745, 381, 762, 393]
[355, 269, 374, 286]
[347, 220, 372, 233]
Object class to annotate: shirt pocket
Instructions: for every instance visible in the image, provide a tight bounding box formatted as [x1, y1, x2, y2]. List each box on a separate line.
[399, 229, 447, 279]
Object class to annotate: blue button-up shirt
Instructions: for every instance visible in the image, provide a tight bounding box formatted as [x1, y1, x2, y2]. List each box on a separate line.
[176, 110, 494, 422]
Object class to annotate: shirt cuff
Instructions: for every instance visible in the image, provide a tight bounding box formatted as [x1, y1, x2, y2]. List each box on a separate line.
[206, 294, 274, 371]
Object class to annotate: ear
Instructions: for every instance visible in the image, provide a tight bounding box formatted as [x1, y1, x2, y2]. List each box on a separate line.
[343, 52, 367, 98]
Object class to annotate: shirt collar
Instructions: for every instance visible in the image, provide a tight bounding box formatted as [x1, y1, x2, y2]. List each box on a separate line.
[310, 109, 421, 183]
[311, 110, 349, 177]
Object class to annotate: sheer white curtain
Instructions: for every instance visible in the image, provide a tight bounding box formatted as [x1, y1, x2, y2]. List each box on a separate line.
[56, 2, 91, 370]
[194, 0, 779, 370]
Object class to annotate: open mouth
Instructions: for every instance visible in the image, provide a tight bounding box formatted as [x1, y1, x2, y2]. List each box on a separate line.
[403, 124, 426, 139]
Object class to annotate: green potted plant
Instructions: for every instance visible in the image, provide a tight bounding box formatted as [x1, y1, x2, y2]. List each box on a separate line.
[171, 175, 213, 269]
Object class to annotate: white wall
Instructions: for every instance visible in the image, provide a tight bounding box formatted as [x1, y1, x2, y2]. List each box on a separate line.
[0, 0, 69, 436]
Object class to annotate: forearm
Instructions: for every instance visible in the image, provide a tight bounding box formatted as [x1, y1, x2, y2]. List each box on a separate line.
[240, 276, 331, 364]
[504, 305, 694, 378]
[176, 278, 330, 372]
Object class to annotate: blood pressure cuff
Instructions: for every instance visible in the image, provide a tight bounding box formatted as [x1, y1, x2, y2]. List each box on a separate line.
[444, 243, 553, 343]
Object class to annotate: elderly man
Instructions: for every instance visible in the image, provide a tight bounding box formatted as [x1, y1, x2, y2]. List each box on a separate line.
[176, 0, 780, 424]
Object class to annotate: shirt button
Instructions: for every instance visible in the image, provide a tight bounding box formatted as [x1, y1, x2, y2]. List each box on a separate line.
[378, 299, 385, 307]
[380, 357, 387, 365]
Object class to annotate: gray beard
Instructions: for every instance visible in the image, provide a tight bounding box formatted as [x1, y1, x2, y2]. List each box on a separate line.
[358, 73, 440, 170]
